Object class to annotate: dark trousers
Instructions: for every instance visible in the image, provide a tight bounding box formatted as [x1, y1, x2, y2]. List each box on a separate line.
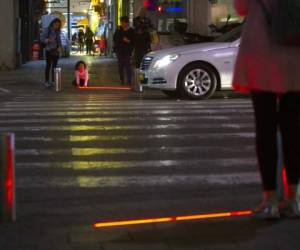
[135, 50, 149, 68]
[251, 90, 300, 191]
[72, 79, 87, 87]
[86, 40, 93, 54]
[79, 42, 84, 53]
[117, 56, 132, 85]
[45, 50, 59, 82]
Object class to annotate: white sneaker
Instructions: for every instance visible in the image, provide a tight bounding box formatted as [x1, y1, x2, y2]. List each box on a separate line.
[44, 81, 51, 88]
[253, 201, 280, 219]
[281, 199, 300, 218]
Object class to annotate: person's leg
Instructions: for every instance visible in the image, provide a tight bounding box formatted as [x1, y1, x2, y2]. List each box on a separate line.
[125, 56, 132, 85]
[251, 91, 279, 192]
[90, 41, 93, 54]
[251, 90, 280, 217]
[86, 42, 89, 54]
[88, 40, 93, 54]
[80, 79, 85, 87]
[117, 56, 125, 84]
[135, 52, 143, 69]
[51, 56, 59, 83]
[45, 51, 51, 83]
[279, 92, 300, 200]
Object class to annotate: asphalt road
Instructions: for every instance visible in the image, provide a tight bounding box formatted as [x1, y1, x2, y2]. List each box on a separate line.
[0, 86, 260, 223]
[1, 60, 299, 250]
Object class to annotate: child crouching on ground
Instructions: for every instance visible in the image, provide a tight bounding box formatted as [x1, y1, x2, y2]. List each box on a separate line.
[73, 61, 89, 87]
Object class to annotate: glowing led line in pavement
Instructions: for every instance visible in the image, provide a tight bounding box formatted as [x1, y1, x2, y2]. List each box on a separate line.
[93, 210, 253, 229]
[78, 86, 132, 91]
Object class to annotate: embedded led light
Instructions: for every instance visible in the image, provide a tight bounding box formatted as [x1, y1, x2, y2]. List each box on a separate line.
[153, 54, 179, 69]
[93, 210, 253, 229]
[78, 86, 131, 91]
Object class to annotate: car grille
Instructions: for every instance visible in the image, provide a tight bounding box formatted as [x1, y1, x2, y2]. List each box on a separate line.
[140, 56, 153, 70]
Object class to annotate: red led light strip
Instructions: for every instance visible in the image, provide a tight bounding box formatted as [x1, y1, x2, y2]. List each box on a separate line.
[93, 210, 253, 229]
[78, 86, 132, 91]
[6, 135, 14, 209]
[282, 167, 289, 198]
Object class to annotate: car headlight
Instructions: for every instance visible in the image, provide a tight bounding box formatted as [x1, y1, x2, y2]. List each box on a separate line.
[153, 54, 179, 69]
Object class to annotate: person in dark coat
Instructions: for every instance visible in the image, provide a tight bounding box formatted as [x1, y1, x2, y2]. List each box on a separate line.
[78, 29, 85, 54]
[113, 16, 135, 85]
[85, 27, 94, 55]
[133, 7, 152, 68]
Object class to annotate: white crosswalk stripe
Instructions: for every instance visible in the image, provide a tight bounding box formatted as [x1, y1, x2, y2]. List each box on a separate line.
[1, 97, 259, 190]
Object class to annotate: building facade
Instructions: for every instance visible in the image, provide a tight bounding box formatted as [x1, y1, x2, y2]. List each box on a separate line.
[0, 0, 44, 70]
[0, 0, 238, 69]
[0, 0, 19, 70]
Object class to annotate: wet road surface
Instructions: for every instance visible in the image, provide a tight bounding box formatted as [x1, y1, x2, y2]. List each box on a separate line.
[0, 89, 261, 225]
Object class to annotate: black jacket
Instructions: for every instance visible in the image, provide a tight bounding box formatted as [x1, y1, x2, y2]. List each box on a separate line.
[113, 27, 135, 57]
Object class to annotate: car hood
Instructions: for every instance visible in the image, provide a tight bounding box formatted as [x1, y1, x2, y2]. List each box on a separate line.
[147, 42, 231, 58]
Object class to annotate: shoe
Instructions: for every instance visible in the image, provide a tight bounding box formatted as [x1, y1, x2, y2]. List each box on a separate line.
[44, 81, 51, 88]
[280, 199, 300, 218]
[253, 201, 280, 219]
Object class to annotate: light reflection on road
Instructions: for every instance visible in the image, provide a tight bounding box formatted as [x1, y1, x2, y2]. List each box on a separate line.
[69, 135, 129, 142]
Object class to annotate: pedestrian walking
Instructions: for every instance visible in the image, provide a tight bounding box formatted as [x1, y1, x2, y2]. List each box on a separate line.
[233, 0, 300, 219]
[85, 27, 94, 55]
[78, 29, 85, 54]
[40, 18, 62, 88]
[133, 7, 152, 68]
[113, 16, 135, 86]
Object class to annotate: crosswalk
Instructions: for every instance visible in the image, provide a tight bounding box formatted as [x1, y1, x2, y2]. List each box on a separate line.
[0, 95, 259, 191]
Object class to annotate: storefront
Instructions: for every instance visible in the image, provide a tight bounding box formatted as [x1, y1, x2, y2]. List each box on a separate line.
[132, 0, 211, 35]
[211, 0, 241, 25]
[143, 0, 187, 33]
[0, 0, 45, 69]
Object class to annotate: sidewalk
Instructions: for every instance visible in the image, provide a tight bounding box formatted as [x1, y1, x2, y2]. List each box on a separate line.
[1, 211, 300, 250]
[0, 55, 122, 92]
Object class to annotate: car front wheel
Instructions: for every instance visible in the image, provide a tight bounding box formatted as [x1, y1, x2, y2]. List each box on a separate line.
[178, 63, 217, 100]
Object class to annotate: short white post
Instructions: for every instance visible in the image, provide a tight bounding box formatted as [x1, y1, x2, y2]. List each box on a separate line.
[134, 68, 143, 93]
[54, 67, 62, 92]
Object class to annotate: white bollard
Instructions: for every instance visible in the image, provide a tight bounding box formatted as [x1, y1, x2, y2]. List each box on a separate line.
[134, 68, 143, 93]
[0, 133, 16, 223]
[54, 67, 62, 92]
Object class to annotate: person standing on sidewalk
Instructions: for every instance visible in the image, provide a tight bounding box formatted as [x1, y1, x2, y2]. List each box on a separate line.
[41, 18, 62, 88]
[133, 7, 152, 68]
[85, 27, 94, 55]
[233, 0, 300, 218]
[113, 16, 135, 85]
[78, 29, 85, 54]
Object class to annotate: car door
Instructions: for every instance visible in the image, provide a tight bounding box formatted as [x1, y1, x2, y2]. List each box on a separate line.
[220, 39, 240, 88]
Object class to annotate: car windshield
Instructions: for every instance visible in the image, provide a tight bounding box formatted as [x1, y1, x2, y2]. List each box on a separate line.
[214, 25, 242, 43]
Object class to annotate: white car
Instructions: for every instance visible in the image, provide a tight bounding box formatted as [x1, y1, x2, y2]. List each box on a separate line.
[140, 26, 242, 99]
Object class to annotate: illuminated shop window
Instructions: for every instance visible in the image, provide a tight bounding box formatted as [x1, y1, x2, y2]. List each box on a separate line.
[144, 0, 187, 33]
